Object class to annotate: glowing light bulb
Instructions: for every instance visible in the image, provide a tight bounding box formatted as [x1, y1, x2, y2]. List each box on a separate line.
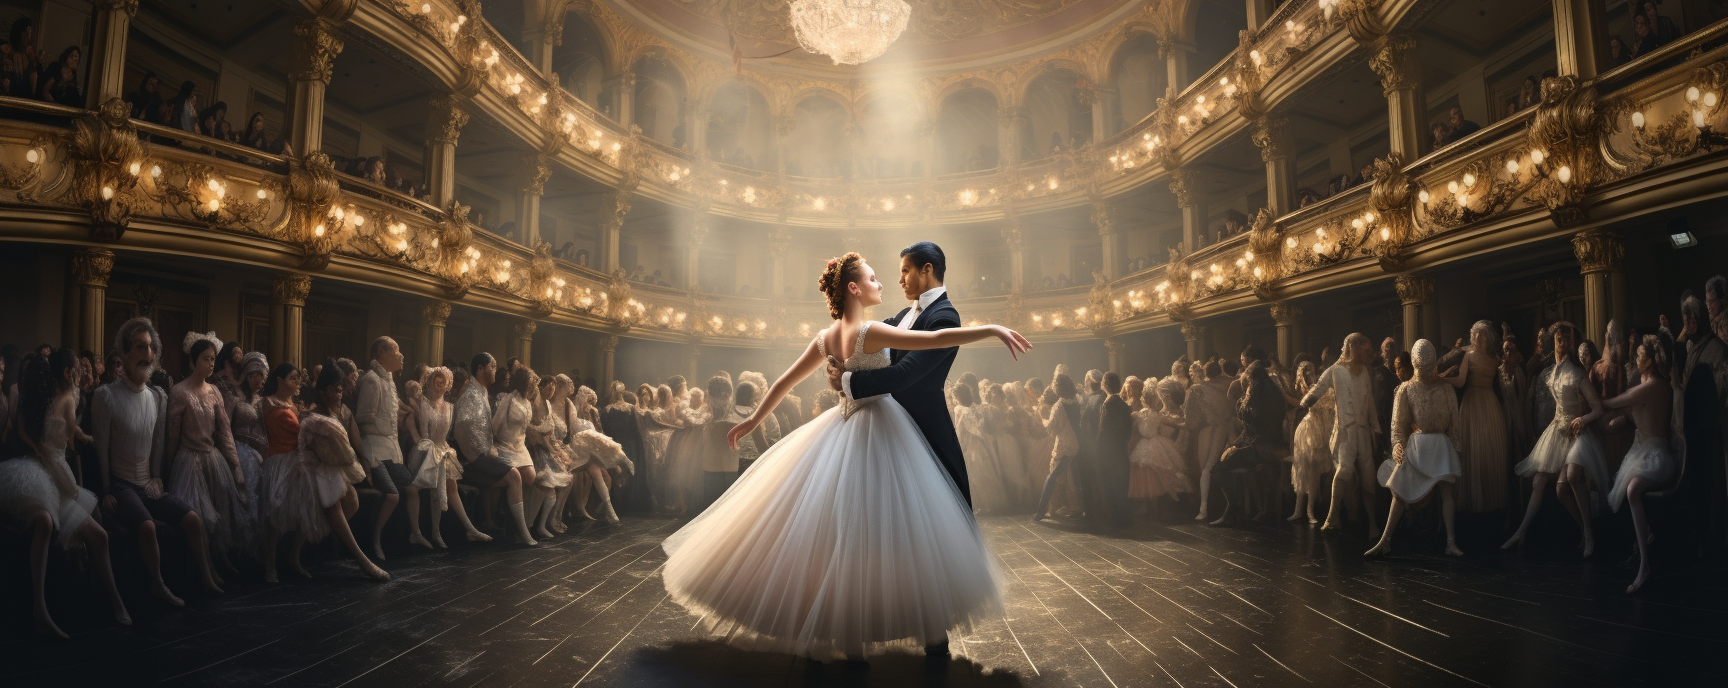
[1506, 159, 1520, 174]
[1381, 227, 1390, 240]
[128, 161, 140, 175]
[256, 189, 268, 199]
[1285, 237, 1297, 248]
[1695, 110, 1707, 127]
[1447, 181, 1459, 194]
[1530, 150, 1545, 165]
[207, 199, 220, 211]
[1462, 173, 1476, 188]
[1708, 92, 1720, 107]
[101, 186, 114, 200]
[314, 224, 326, 237]
[26, 148, 38, 163]
[1418, 190, 1430, 203]
[1632, 111, 1646, 128]
[1687, 86, 1701, 102]
[1557, 165, 1572, 183]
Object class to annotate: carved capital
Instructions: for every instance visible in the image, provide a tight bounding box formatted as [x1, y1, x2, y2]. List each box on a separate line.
[273, 274, 312, 307]
[1366, 33, 1417, 96]
[522, 155, 553, 197]
[602, 334, 620, 353]
[1251, 116, 1289, 162]
[71, 248, 116, 288]
[1572, 229, 1624, 274]
[1270, 302, 1301, 327]
[98, 0, 140, 15]
[1180, 322, 1205, 341]
[427, 94, 470, 146]
[1394, 274, 1434, 306]
[290, 18, 344, 85]
[512, 320, 538, 340]
[423, 301, 452, 327]
[286, 152, 344, 270]
[1338, 0, 1389, 45]
[1167, 168, 1193, 209]
[602, 189, 633, 231]
[1001, 221, 1025, 252]
[1527, 76, 1611, 225]
[1367, 154, 1415, 270]
[997, 106, 1021, 128]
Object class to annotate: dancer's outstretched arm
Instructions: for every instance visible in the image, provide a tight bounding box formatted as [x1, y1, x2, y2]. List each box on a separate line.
[865, 323, 1032, 359]
[727, 339, 824, 449]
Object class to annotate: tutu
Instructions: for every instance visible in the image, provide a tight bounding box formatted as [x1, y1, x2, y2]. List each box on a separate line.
[1564, 428, 1610, 492]
[262, 414, 358, 542]
[1127, 412, 1189, 499]
[1377, 433, 1461, 502]
[169, 445, 251, 552]
[662, 323, 1002, 658]
[234, 442, 265, 546]
[530, 445, 573, 489]
[1515, 420, 1581, 477]
[1291, 395, 1334, 495]
[1608, 433, 1677, 511]
[0, 456, 96, 548]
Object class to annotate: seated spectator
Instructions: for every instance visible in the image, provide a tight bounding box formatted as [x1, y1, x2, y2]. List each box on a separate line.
[1502, 99, 1520, 120]
[1631, 14, 1660, 58]
[38, 46, 82, 107]
[169, 82, 199, 134]
[1518, 76, 1539, 110]
[1609, 36, 1632, 68]
[240, 112, 271, 150]
[1643, 1, 1678, 46]
[1431, 122, 1452, 148]
[4, 18, 42, 99]
[1442, 107, 1480, 144]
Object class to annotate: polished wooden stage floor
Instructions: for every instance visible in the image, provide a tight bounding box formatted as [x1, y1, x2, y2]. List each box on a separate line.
[2, 513, 1723, 687]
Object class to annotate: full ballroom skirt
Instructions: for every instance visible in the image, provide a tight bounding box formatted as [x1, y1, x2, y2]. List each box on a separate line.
[1127, 433, 1189, 500]
[661, 397, 1004, 659]
[169, 446, 252, 553]
[1454, 385, 1510, 512]
[959, 429, 1013, 513]
[1291, 407, 1334, 495]
[261, 451, 351, 543]
[1377, 433, 1461, 503]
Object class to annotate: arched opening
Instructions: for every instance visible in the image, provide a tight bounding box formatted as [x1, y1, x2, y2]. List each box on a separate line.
[858, 93, 923, 179]
[784, 94, 848, 179]
[1022, 68, 1091, 160]
[553, 11, 608, 110]
[1109, 32, 1166, 133]
[706, 81, 774, 172]
[630, 56, 687, 148]
[935, 88, 999, 174]
[1191, 0, 1247, 84]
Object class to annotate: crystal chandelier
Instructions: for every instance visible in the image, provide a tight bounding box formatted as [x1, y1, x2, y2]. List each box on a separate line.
[789, 0, 911, 65]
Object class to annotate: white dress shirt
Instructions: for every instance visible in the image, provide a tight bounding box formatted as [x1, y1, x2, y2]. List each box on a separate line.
[842, 286, 947, 400]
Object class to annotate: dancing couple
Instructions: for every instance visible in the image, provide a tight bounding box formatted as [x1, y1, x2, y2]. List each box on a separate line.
[661, 242, 1028, 661]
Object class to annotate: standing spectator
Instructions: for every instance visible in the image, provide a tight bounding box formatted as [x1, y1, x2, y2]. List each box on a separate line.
[169, 81, 199, 133]
[1631, 14, 1660, 58]
[37, 46, 80, 106]
[355, 337, 407, 561]
[240, 112, 271, 150]
[1093, 372, 1134, 529]
[1609, 36, 1632, 68]
[1443, 107, 1480, 144]
[1644, 1, 1679, 46]
[1518, 76, 1540, 110]
[4, 18, 42, 99]
[131, 72, 163, 123]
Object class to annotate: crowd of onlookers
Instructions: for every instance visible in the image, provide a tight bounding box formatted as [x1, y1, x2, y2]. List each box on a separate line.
[2, 19, 82, 107]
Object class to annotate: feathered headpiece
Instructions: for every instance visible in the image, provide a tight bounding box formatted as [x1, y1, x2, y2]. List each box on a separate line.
[182, 331, 222, 355]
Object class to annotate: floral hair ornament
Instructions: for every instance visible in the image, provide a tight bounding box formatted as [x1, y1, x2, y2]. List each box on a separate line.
[182, 330, 223, 355]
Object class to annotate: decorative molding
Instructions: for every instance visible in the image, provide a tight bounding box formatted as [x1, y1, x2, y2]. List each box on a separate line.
[1393, 273, 1433, 306]
[273, 274, 312, 306]
[1571, 229, 1624, 274]
[71, 247, 116, 288]
[290, 18, 345, 85]
[423, 301, 452, 326]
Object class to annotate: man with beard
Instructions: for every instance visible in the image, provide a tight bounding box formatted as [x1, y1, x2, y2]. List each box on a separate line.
[91, 317, 222, 605]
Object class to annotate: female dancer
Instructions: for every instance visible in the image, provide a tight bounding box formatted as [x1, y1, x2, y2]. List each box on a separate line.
[1367, 340, 1464, 557]
[492, 367, 541, 545]
[1289, 361, 1333, 524]
[1128, 383, 1189, 510]
[0, 351, 129, 638]
[405, 367, 489, 547]
[229, 352, 270, 541]
[1442, 321, 1510, 514]
[167, 333, 250, 574]
[260, 362, 387, 582]
[1505, 322, 1607, 553]
[527, 375, 573, 539]
[1601, 335, 1678, 593]
[664, 252, 1026, 659]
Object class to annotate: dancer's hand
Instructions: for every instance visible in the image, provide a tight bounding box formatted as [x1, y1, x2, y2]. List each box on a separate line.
[1568, 417, 1586, 437]
[1392, 443, 1405, 465]
[727, 417, 761, 450]
[991, 326, 1033, 360]
[825, 356, 844, 392]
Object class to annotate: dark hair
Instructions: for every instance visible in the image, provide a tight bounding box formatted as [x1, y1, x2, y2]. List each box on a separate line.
[1706, 275, 1727, 301]
[1052, 374, 1077, 399]
[900, 241, 946, 282]
[8, 17, 31, 47]
[177, 80, 196, 99]
[1102, 371, 1122, 392]
[817, 252, 866, 319]
[217, 342, 243, 371]
[666, 375, 686, 391]
[1203, 360, 1223, 379]
[1394, 352, 1412, 371]
[958, 372, 978, 388]
[260, 362, 298, 397]
[707, 375, 733, 408]
[1242, 344, 1267, 363]
[952, 382, 976, 407]
[470, 352, 495, 376]
[18, 350, 75, 447]
[188, 338, 219, 371]
[734, 381, 758, 406]
[509, 366, 533, 396]
[315, 358, 342, 392]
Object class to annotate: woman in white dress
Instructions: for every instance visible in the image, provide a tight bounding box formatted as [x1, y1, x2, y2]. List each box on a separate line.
[405, 367, 489, 547]
[1127, 383, 1188, 507]
[662, 252, 1029, 660]
[1302, 333, 1382, 538]
[1289, 361, 1333, 524]
[491, 366, 541, 545]
[1367, 340, 1465, 557]
[1599, 334, 1679, 593]
[1505, 322, 1608, 554]
[0, 350, 129, 638]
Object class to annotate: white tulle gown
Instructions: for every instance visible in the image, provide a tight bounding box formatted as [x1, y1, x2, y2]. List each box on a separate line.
[662, 322, 1004, 659]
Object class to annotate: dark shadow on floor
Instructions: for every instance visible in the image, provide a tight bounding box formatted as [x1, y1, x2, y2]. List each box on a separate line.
[619, 640, 1045, 687]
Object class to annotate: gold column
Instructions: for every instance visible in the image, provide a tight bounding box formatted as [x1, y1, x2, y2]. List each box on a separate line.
[519, 154, 550, 246]
[1366, 34, 1424, 161]
[1572, 229, 1624, 343]
[1253, 116, 1294, 216]
[271, 274, 311, 370]
[1246, 0, 1275, 30]
[85, 0, 138, 110]
[690, 103, 709, 156]
[599, 188, 632, 274]
[1395, 273, 1434, 348]
[612, 72, 636, 130]
[425, 94, 470, 208]
[1182, 322, 1207, 361]
[1002, 219, 1027, 294]
[774, 114, 795, 177]
[1159, 39, 1191, 94]
[1105, 338, 1123, 376]
[685, 209, 709, 290]
[70, 248, 116, 356]
[287, 16, 345, 157]
[1092, 201, 1119, 280]
[601, 334, 619, 387]
[687, 342, 701, 385]
[1554, 0, 1610, 79]
[1170, 169, 1207, 251]
[997, 106, 1021, 168]
[767, 230, 789, 298]
[423, 301, 450, 367]
[510, 320, 537, 369]
[1270, 301, 1301, 366]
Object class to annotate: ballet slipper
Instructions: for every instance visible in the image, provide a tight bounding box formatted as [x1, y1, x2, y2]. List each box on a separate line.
[534, 498, 555, 540]
[1445, 542, 1464, 557]
[361, 561, 390, 582]
[509, 501, 538, 545]
[408, 531, 433, 549]
[1500, 532, 1525, 550]
[153, 580, 186, 607]
[1364, 541, 1391, 557]
[465, 527, 492, 542]
[371, 542, 387, 562]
